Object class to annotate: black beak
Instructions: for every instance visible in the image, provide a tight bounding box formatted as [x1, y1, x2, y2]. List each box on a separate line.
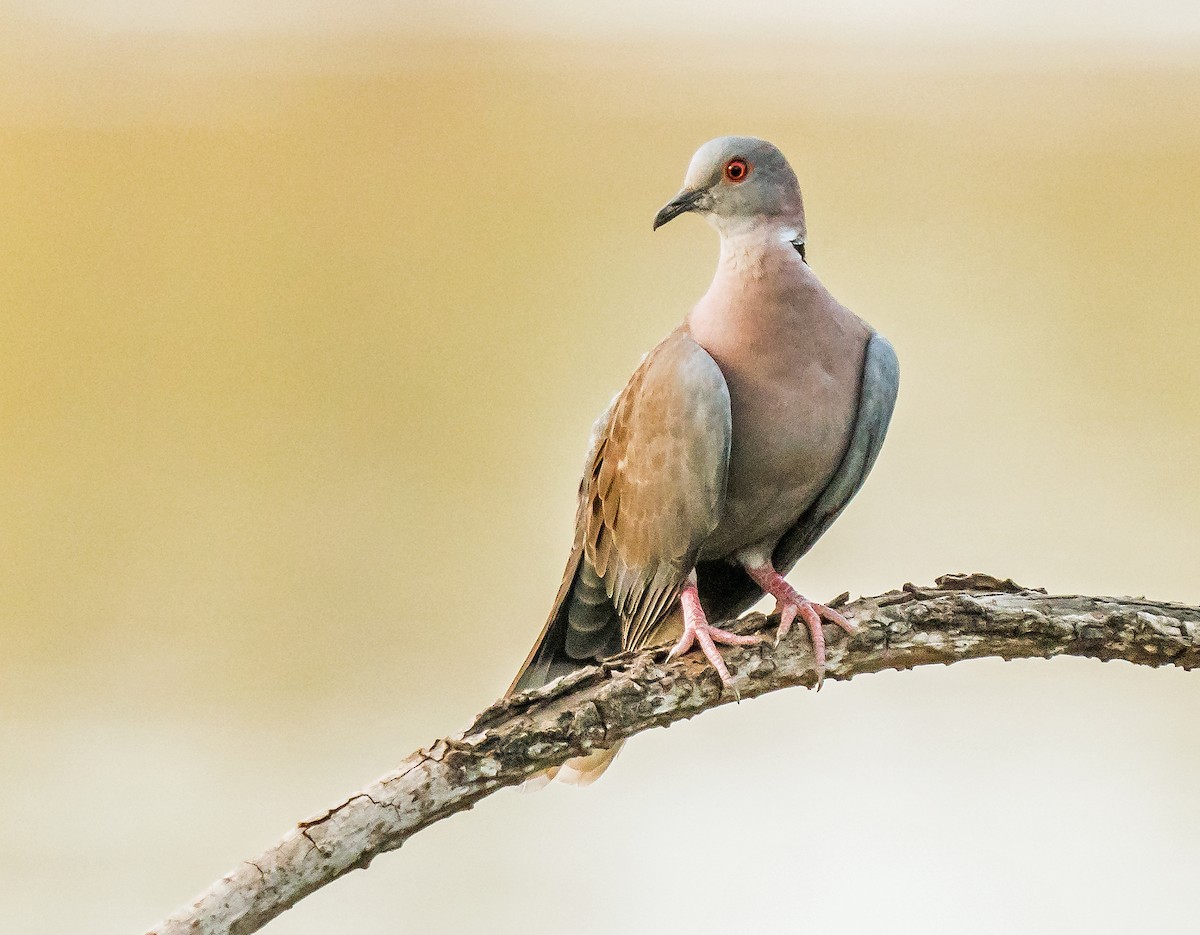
[652, 188, 707, 230]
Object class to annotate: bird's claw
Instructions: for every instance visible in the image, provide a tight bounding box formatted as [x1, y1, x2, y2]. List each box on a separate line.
[668, 618, 762, 692]
[772, 594, 856, 689]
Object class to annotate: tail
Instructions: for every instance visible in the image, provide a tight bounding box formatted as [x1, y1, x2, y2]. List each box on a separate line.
[509, 541, 627, 786]
[508, 540, 621, 693]
[521, 743, 624, 791]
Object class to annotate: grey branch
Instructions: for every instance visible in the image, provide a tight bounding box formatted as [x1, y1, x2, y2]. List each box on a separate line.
[147, 573, 1200, 935]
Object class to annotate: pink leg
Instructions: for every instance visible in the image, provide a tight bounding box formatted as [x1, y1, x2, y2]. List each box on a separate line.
[668, 576, 761, 691]
[742, 560, 855, 686]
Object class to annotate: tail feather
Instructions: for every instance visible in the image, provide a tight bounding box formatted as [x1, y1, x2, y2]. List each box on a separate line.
[520, 743, 624, 791]
[555, 744, 623, 786]
[509, 544, 621, 696]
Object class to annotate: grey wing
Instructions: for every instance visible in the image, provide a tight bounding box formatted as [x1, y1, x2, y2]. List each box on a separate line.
[699, 331, 900, 621]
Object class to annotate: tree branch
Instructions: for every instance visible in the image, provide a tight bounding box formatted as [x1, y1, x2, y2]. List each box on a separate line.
[147, 573, 1199, 935]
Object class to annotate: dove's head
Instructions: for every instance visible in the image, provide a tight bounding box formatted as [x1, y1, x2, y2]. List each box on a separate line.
[653, 136, 805, 240]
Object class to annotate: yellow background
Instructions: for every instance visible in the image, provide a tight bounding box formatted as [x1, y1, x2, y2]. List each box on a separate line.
[2, 8, 1198, 933]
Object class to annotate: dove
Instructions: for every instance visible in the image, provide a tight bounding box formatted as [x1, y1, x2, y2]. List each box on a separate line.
[507, 136, 899, 784]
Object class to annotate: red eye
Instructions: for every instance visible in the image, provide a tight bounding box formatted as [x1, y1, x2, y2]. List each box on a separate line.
[724, 158, 750, 182]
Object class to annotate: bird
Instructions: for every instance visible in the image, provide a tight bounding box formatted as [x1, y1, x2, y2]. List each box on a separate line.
[507, 136, 899, 785]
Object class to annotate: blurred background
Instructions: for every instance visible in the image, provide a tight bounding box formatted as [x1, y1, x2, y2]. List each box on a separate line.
[2, 2, 1199, 933]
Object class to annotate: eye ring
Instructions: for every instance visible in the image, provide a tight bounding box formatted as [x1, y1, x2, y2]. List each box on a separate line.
[724, 158, 750, 183]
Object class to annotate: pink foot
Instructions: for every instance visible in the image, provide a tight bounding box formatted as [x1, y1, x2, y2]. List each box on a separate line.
[668, 579, 761, 692]
[742, 562, 855, 686]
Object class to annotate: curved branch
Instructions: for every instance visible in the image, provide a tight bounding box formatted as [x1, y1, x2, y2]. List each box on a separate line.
[147, 574, 1199, 935]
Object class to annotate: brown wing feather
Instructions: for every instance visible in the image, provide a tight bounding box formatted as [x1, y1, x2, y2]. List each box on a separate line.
[507, 328, 732, 695]
[582, 329, 731, 649]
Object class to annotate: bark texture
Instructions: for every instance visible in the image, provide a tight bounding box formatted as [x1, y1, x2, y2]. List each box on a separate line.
[148, 574, 1199, 935]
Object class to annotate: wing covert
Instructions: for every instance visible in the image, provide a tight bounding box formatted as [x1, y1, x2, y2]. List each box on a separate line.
[582, 329, 732, 649]
[507, 328, 732, 693]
